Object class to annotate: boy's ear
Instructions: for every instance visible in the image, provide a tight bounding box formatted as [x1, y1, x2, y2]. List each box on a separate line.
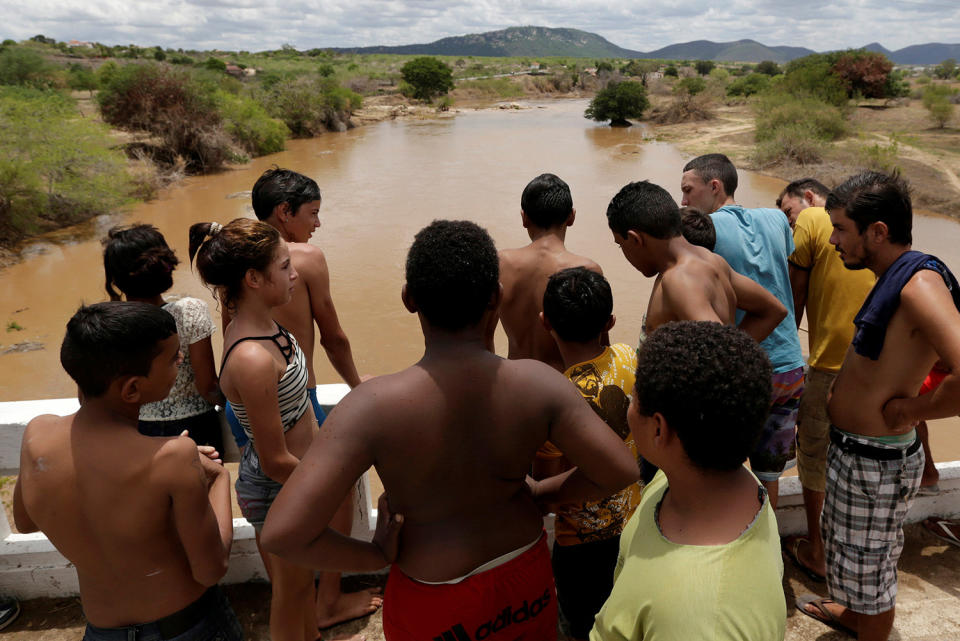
[271, 202, 292, 223]
[401, 284, 418, 314]
[520, 210, 530, 229]
[118, 376, 144, 404]
[605, 314, 616, 332]
[539, 311, 552, 332]
[566, 208, 576, 227]
[626, 229, 644, 247]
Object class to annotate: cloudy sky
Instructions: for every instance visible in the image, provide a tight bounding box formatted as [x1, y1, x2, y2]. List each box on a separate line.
[3, 0, 958, 53]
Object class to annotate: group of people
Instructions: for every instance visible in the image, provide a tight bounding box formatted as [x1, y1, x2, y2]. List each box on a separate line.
[12, 154, 960, 641]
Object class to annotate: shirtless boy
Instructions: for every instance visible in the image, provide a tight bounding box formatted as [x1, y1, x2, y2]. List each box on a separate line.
[797, 172, 960, 641]
[237, 167, 378, 627]
[14, 302, 240, 641]
[498, 173, 602, 370]
[606, 180, 785, 342]
[260, 220, 641, 641]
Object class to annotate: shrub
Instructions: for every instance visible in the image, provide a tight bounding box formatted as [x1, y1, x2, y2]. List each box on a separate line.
[753, 93, 849, 143]
[664, 65, 678, 78]
[214, 91, 288, 156]
[695, 60, 716, 76]
[400, 57, 454, 101]
[259, 75, 361, 136]
[67, 64, 98, 93]
[756, 60, 780, 76]
[650, 92, 714, 124]
[752, 123, 827, 167]
[934, 59, 957, 80]
[455, 77, 524, 99]
[584, 80, 649, 126]
[0, 47, 57, 88]
[727, 73, 771, 97]
[675, 76, 706, 96]
[922, 84, 956, 128]
[0, 87, 130, 241]
[203, 57, 227, 72]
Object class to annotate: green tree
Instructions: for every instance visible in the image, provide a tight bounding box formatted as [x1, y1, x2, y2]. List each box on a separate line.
[934, 59, 957, 80]
[400, 57, 454, 101]
[922, 85, 956, 128]
[67, 64, 98, 94]
[620, 59, 659, 85]
[756, 60, 780, 76]
[584, 81, 649, 126]
[676, 76, 706, 96]
[0, 47, 56, 88]
[203, 57, 227, 72]
[595, 60, 614, 73]
[726, 73, 770, 97]
[153, 48, 167, 61]
[664, 65, 679, 78]
[695, 60, 715, 76]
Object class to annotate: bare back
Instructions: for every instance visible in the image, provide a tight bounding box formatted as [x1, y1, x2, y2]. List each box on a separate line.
[17, 415, 209, 627]
[499, 241, 601, 370]
[645, 246, 737, 333]
[273, 243, 322, 386]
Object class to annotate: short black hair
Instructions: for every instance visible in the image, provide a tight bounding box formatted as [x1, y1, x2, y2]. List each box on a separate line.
[679, 207, 716, 250]
[102, 224, 179, 301]
[825, 171, 912, 245]
[543, 267, 613, 343]
[606, 181, 681, 239]
[251, 167, 322, 221]
[405, 220, 500, 330]
[60, 302, 177, 398]
[521, 174, 574, 228]
[776, 177, 830, 208]
[635, 321, 772, 471]
[683, 153, 738, 198]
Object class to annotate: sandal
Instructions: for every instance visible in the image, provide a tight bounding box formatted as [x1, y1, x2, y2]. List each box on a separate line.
[922, 517, 960, 548]
[796, 595, 856, 638]
[781, 535, 826, 582]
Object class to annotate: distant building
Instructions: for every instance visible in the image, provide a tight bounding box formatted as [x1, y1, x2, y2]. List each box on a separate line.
[68, 40, 94, 48]
[225, 65, 244, 77]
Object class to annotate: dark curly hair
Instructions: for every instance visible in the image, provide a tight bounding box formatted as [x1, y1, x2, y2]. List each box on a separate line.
[405, 220, 499, 330]
[189, 218, 281, 312]
[102, 224, 179, 301]
[252, 167, 322, 221]
[543, 267, 612, 343]
[606, 180, 681, 239]
[679, 206, 716, 251]
[825, 171, 912, 245]
[635, 321, 772, 471]
[61, 302, 177, 398]
[521, 173, 574, 229]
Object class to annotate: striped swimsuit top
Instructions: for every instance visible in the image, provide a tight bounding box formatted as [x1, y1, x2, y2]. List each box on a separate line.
[222, 323, 310, 438]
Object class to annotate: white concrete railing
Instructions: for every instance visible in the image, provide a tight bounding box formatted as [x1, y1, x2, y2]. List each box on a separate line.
[2, 390, 960, 598]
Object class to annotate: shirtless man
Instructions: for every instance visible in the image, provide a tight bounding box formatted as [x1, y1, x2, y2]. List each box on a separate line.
[797, 172, 960, 641]
[242, 167, 378, 628]
[14, 302, 240, 641]
[498, 173, 602, 370]
[607, 180, 785, 342]
[260, 220, 641, 641]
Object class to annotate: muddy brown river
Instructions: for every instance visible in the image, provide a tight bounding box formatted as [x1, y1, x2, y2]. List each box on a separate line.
[2, 99, 959, 462]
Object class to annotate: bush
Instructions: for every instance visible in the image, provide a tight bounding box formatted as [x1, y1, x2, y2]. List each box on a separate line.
[67, 64, 98, 93]
[259, 75, 361, 136]
[203, 57, 227, 72]
[0, 87, 131, 241]
[650, 92, 714, 124]
[754, 92, 849, 143]
[934, 59, 957, 80]
[664, 65, 678, 78]
[752, 123, 827, 166]
[695, 60, 716, 76]
[0, 47, 57, 88]
[400, 57, 454, 101]
[675, 76, 706, 96]
[214, 91, 288, 155]
[455, 77, 524, 99]
[584, 80, 649, 126]
[97, 63, 233, 172]
[756, 60, 780, 76]
[727, 73, 771, 97]
[922, 85, 956, 128]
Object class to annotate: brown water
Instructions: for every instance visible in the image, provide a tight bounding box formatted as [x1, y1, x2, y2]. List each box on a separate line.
[2, 98, 959, 462]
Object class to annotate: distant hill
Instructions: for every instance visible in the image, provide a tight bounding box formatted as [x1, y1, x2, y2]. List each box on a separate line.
[642, 39, 815, 64]
[330, 26, 636, 59]
[329, 26, 959, 65]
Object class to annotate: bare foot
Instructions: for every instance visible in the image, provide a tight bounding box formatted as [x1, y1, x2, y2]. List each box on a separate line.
[316, 588, 383, 629]
[317, 633, 366, 641]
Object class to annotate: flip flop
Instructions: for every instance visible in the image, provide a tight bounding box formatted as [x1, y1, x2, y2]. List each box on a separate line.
[781, 536, 826, 582]
[795, 595, 857, 638]
[923, 517, 960, 548]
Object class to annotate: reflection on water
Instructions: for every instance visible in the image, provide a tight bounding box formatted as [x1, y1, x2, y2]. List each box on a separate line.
[1, 98, 958, 462]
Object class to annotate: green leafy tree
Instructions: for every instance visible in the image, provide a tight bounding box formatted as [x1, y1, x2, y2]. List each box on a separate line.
[664, 65, 679, 78]
[695, 60, 715, 76]
[67, 64, 98, 94]
[676, 76, 706, 96]
[922, 85, 956, 128]
[756, 60, 780, 76]
[0, 47, 57, 88]
[203, 57, 227, 72]
[400, 57, 454, 101]
[934, 59, 957, 80]
[153, 48, 166, 61]
[584, 81, 649, 126]
[595, 60, 615, 73]
[726, 73, 770, 97]
[620, 59, 660, 85]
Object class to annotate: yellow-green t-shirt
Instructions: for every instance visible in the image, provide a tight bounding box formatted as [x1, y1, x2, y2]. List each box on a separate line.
[536, 343, 642, 546]
[590, 471, 786, 641]
[790, 207, 875, 372]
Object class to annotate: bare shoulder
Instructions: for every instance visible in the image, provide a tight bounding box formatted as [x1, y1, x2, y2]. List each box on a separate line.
[21, 414, 66, 454]
[288, 243, 329, 277]
[152, 435, 203, 485]
[571, 254, 602, 274]
[501, 357, 572, 399]
[322, 370, 417, 436]
[903, 268, 951, 300]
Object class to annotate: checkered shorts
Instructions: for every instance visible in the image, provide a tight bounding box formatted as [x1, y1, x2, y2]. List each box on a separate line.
[821, 429, 924, 615]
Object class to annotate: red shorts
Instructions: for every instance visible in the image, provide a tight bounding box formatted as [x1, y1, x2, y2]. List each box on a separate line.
[382, 533, 557, 641]
[919, 366, 949, 396]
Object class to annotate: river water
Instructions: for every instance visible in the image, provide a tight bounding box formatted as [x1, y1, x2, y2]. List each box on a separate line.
[2, 98, 959, 460]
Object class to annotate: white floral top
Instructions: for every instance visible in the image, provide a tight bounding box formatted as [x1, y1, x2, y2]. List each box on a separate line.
[140, 297, 216, 421]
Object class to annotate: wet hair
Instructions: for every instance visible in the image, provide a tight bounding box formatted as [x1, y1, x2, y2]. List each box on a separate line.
[680, 206, 716, 251]
[683, 153, 738, 198]
[635, 321, 772, 471]
[776, 177, 830, 208]
[543, 267, 613, 343]
[405, 220, 499, 331]
[606, 180, 681, 239]
[102, 224, 179, 301]
[189, 218, 282, 311]
[251, 167, 322, 221]
[825, 171, 912, 245]
[521, 173, 574, 228]
[60, 302, 177, 398]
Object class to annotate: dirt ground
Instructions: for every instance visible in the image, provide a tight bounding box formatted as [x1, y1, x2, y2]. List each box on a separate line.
[4, 522, 960, 640]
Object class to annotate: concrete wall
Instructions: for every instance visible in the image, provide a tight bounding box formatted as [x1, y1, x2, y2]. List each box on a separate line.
[2, 392, 959, 598]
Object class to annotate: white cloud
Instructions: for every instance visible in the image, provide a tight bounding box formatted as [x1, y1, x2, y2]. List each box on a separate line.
[1, 0, 957, 53]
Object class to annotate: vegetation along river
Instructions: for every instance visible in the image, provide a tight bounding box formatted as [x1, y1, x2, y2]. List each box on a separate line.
[2, 99, 958, 462]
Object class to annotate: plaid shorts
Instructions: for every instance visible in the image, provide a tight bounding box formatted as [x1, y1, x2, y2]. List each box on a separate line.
[749, 366, 804, 481]
[821, 428, 924, 615]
